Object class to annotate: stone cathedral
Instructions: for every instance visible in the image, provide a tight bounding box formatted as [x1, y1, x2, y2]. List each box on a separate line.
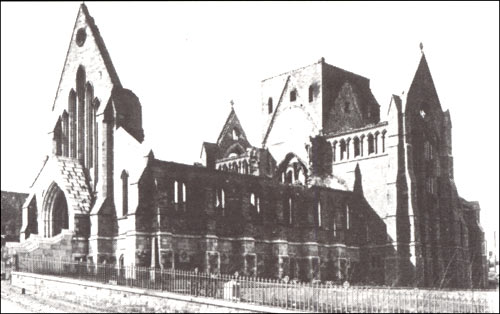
[13, 4, 487, 288]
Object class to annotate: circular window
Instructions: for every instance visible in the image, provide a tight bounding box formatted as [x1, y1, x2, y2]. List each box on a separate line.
[76, 28, 87, 47]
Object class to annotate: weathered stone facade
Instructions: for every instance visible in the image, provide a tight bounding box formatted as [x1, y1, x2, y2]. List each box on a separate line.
[13, 4, 487, 288]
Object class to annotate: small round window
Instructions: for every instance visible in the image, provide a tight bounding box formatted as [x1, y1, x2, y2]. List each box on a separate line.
[76, 28, 87, 47]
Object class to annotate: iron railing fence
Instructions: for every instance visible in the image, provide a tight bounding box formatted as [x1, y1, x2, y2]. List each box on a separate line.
[15, 257, 498, 313]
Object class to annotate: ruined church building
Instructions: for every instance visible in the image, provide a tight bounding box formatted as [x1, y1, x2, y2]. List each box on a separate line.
[16, 4, 487, 288]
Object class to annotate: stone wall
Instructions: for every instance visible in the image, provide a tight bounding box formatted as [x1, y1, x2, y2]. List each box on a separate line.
[261, 61, 323, 166]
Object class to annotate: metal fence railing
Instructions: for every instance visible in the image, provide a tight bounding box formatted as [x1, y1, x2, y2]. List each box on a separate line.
[15, 257, 498, 313]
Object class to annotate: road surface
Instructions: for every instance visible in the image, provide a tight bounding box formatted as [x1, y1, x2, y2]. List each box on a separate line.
[1, 280, 103, 313]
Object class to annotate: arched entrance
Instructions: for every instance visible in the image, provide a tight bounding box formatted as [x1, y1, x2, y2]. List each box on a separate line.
[276, 153, 308, 185]
[43, 182, 69, 237]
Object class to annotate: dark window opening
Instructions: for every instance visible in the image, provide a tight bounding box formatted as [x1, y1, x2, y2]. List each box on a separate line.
[121, 170, 128, 216]
[216, 188, 226, 215]
[344, 101, 350, 113]
[290, 90, 297, 102]
[340, 140, 347, 160]
[368, 134, 374, 154]
[76, 28, 87, 47]
[353, 137, 360, 157]
[268, 97, 273, 113]
[308, 85, 314, 102]
[288, 197, 293, 224]
[332, 142, 337, 162]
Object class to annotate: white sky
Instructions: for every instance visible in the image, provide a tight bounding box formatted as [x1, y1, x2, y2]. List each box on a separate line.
[1, 1, 499, 253]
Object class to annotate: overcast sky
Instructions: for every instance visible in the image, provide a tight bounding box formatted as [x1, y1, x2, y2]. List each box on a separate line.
[1, 1, 499, 252]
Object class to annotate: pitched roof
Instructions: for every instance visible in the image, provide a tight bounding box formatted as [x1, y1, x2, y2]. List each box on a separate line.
[52, 3, 122, 111]
[200, 142, 218, 158]
[81, 3, 121, 87]
[321, 62, 380, 130]
[111, 87, 144, 142]
[262, 75, 291, 146]
[216, 107, 249, 145]
[387, 94, 402, 116]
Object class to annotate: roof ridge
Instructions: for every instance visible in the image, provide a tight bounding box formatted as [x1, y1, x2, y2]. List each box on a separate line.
[262, 75, 291, 146]
[322, 62, 370, 81]
[216, 107, 236, 144]
[261, 61, 320, 82]
[216, 106, 250, 146]
[51, 3, 121, 112]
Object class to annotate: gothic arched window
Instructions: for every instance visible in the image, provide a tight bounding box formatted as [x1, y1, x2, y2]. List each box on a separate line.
[174, 181, 179, 204]
[216, 188, 226, 215]
[85, 83, 94, 168]
[93, 98, 100, 188]
[69, 89, 77, 158]
[346, 203, 350, 230]
[76, 66, 86, 162]
[62, 111, 69, 157]
[316, 200, 322, 227]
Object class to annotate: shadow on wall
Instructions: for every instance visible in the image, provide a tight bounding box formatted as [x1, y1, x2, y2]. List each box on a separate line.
[351, 163, 416, 287]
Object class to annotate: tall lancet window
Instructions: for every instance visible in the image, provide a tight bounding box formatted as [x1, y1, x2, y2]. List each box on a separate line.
[317, 201, 322, 227]
[174, 181, 179, 204]
[76, 66, 86, 163]
[69, 90, 77, 158]
[85, 83, 94, 168]
[346, 204, 350, 230]
[216, 188, 226, 216]
[53, 119, 62, 156]
[333, 217, 337, 237]
[93, 99, 100, 188]
[62, 111, 69, 157]
[216, 188, 220, 207]
[121, 170, 128, 216]
[221, 188, 225, 211]
[250, 193, 261, 216]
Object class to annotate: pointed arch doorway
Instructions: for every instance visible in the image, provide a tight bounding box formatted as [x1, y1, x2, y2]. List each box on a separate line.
[43, 182, 69, 237]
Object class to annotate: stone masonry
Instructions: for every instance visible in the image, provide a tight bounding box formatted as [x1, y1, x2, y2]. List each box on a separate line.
[11, 3, 487, 288]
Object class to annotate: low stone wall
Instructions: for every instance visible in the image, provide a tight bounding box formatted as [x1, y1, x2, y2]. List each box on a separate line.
[11, 271, 293, 313]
